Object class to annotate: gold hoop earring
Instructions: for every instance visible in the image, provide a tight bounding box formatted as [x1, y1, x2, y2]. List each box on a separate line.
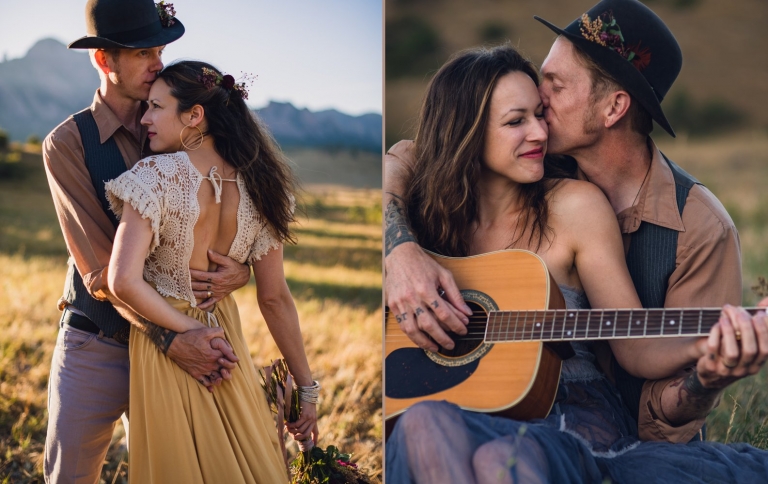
[180, 124, 204, 151]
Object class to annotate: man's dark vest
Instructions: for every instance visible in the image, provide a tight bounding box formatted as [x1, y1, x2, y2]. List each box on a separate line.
[62, 108, 131, 338]
[613, 154, 703, 438]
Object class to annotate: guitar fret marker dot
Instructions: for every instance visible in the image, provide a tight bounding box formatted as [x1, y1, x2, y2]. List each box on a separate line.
[636, 321, 641, 325]
[536, 323, 541, 327]
[569, 313, 574, 318]
[567, 331, 572, 336]
[606, 321, 611, 326]
[670, 320, 675, 325]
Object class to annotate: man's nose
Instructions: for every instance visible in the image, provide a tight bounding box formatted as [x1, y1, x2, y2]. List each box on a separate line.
[150, 54, 163, 73]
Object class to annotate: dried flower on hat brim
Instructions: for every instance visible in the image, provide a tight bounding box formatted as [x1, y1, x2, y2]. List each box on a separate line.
[579, 11, 651, 71]
[156, 1, 177, 28]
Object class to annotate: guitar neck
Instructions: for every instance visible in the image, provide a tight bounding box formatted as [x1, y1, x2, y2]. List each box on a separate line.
[485, 307, 764, 343]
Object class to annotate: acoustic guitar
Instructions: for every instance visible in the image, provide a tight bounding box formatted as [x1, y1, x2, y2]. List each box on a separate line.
[384, 249, 756, 435]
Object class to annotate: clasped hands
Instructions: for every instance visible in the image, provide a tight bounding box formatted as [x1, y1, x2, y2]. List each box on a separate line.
[169, 249, 252, 391]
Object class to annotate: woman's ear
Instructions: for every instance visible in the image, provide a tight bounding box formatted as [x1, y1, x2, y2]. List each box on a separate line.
[185, 104, 206, 128]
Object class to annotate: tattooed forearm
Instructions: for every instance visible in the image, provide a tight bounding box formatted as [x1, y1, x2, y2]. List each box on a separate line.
[665, 369, 722, 424]
[142, 320, 178, 354]
[384, 197, 417, 256]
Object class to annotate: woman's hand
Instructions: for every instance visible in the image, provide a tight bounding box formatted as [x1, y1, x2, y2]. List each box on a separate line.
[287, 401, 319, 444]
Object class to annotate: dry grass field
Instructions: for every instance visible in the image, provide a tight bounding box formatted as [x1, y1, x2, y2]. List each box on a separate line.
[0, 148, 382, 483]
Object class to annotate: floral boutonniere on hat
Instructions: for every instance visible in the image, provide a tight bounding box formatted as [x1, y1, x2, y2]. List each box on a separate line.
[156, 1, 177, 28]
[580, 11, 651, 71]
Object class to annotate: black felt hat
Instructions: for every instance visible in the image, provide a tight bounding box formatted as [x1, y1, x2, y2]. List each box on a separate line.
[534, 0, 682, 137]
[68, 0, 184, 50]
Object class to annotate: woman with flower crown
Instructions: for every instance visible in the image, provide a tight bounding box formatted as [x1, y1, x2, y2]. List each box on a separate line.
[104, 60, 315, 483]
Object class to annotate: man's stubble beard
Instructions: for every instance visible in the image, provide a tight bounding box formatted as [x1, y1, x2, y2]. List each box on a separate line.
[582, 101, 601, 136]
[110, 60, 151, 103]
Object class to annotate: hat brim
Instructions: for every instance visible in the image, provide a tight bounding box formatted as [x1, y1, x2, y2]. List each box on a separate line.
[534, 15, 675, 138]
[68, 20, 185, 50]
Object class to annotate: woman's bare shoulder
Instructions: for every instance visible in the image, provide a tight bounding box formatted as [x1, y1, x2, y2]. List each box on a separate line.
[547, 178, 610, 212]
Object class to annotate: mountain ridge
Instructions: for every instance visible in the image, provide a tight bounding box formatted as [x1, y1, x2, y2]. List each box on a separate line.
[0, 39, 381, 152]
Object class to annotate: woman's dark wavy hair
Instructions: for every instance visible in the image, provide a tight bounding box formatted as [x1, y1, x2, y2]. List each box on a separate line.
[406, 44, 571, 257]
[158, 60, 296, 244]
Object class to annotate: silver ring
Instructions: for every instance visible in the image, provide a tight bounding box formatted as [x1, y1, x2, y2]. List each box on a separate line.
[438, 288, 446, 298]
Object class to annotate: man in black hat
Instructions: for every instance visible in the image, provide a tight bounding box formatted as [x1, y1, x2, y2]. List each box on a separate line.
[43, 1, 250, 481]
[383, 0, 767, 464]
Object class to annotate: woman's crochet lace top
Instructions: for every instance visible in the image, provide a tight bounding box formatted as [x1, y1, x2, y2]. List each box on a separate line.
[105, 151, 287, 307]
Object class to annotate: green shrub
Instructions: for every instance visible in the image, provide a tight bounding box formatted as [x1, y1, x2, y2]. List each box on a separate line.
[479, 22, 510, 44]
[0, 151, 27, 180]
[386, 16, 441, 79]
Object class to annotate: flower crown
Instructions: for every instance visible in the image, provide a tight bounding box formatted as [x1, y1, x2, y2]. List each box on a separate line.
[156, 1, 176, 28]
[579, 11, 651, 71]
[198, 67, 257, 101]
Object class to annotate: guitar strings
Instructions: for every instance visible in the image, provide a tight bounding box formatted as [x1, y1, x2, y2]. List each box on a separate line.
[385, 312, 751, 343]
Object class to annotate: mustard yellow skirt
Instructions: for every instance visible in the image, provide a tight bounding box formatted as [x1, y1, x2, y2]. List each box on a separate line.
[128, 295, 287, 484]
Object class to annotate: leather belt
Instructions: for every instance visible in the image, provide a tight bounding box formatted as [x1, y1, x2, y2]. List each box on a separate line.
[61, 309, 130, 345]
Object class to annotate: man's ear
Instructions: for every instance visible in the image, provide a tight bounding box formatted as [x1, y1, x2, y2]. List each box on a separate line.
[93, 49, 113, 76]
[604, 90, 632, 129]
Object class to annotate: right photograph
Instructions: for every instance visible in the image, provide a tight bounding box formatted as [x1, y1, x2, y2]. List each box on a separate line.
[383, 0, 768, 482]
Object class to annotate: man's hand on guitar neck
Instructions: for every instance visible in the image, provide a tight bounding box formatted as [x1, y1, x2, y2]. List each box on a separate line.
[384, 195, 471, 352]
[696, 303, 768, 388]
[661, 303, 768, 427]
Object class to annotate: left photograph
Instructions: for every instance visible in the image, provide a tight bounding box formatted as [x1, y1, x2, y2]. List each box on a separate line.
[0, 1, 382, 483]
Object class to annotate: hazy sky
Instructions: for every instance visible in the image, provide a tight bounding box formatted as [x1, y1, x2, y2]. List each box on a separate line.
[0, 0, 382, 115]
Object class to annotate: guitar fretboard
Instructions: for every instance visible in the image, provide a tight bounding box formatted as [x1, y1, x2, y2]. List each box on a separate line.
[484, 307, 763, 343]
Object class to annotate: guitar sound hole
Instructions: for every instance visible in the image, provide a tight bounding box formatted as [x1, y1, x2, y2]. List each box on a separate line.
[436, 301, 486, 358]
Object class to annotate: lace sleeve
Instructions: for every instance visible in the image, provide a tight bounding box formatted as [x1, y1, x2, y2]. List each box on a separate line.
[105, 157, 164, 253]
[248, 193, 295, 265]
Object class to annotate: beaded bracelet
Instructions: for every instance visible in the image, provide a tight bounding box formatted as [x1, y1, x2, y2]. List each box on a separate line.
[297, 380, 320, 404]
